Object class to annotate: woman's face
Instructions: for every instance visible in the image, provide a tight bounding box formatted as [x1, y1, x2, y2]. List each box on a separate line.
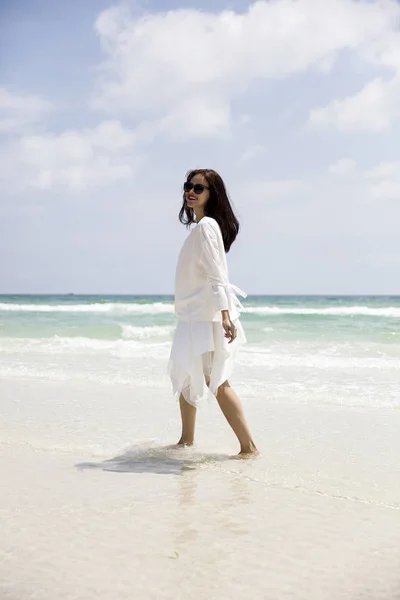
[185, 173, 210, 214]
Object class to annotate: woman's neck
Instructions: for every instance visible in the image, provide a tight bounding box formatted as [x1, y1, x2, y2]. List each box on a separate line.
[195, 209, 205, 223]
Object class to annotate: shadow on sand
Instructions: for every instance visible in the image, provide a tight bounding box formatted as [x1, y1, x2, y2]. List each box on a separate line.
[75, 444, 231, 476]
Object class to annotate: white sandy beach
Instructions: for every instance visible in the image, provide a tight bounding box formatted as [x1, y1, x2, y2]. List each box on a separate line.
[1, 372, 400, 600]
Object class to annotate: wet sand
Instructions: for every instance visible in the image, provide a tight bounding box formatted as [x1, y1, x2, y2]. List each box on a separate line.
[1, 379, 400, 599]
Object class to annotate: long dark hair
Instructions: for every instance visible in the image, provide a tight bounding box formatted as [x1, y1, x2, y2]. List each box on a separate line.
[178, 168, 240, 252]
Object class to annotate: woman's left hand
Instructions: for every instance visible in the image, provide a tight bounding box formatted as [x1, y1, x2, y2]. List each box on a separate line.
[222, 316, 237, 344]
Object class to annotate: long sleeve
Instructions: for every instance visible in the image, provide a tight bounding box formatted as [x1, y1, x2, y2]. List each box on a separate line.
[198, 219, 230, 312]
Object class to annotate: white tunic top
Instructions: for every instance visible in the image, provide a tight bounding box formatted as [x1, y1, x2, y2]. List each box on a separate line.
[169, 216, 247, 407]
[174, 216, 246, 322]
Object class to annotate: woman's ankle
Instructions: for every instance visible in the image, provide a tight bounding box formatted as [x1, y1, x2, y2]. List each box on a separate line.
[239, 440, 258, 454]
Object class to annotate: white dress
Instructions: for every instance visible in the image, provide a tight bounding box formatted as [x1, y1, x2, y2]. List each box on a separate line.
[168, 216, 247, 407]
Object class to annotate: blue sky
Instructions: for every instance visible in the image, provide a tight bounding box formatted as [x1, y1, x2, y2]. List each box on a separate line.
[1, 0, 400, 294]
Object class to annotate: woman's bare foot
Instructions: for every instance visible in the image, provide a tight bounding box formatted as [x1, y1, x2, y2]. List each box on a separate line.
[230, 449, 260, 460]
[233, 441, 259, 458]
[176, 438, 194, 447]
[238, 449, 260, 458]
[165, 438, 194, 450]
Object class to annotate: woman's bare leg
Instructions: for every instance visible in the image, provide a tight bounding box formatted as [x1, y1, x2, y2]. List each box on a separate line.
[177, 394, 196, 446]
[216, 381, 258, 455]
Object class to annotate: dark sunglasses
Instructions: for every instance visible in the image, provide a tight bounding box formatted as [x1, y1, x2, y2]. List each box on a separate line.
[184, 181, 209, 195]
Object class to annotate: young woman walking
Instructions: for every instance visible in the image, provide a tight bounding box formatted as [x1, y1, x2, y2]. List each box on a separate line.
[169, 169, 258, 456]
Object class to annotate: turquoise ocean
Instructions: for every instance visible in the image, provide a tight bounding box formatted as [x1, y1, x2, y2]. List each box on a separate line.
[1, 294, 399, 412]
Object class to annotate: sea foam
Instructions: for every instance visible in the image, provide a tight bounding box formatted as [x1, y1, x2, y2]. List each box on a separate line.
[1, 302, 399, 318]
[0, 302, 175, 315]
[245, 306, 400, 318]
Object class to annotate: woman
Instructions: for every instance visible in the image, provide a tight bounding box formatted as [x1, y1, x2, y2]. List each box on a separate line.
[168, 168, 258, 456]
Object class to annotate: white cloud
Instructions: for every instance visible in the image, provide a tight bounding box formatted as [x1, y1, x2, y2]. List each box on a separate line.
[310, 76, 400, 132]
[158, 96, 231, 139]
[362, 161, 400, 200]
[367, 179, 400, 201]
[2, 0, 400, 200]
[91, 0, 400, 138]
[0, 86, 53, 133]
[1, 120, 138, 191]
[308, 5, 400, 133]
[236, 157, 400, 240]
[327, 159, 400, 202]
[364, 161, 400, 180]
